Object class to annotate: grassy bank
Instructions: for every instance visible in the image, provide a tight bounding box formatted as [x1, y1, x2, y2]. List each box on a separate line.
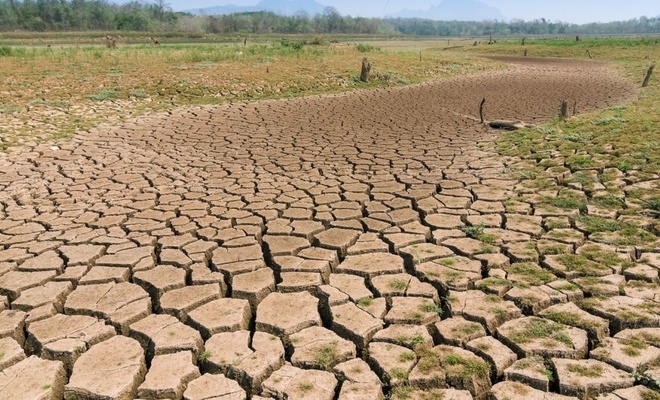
[464, 37, 660, 233]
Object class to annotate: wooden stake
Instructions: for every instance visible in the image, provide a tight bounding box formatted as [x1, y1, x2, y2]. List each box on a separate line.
[419, 51, 422, 61]
[573, 100, 577, 115]
[360, 58, 371, 83]
[524, 49, 528, 57]
[522, 37, 525, 46]
[642, 63, 655, 88]
[560, 100, 569, 120]
[479, 98, 486, 124]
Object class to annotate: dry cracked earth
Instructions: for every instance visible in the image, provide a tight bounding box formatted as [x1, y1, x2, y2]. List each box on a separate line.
[0, 57, 658, 400]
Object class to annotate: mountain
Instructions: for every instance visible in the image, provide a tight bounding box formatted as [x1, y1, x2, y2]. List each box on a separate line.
[391, 0, 507, 21]
[186, 0, 327, 16]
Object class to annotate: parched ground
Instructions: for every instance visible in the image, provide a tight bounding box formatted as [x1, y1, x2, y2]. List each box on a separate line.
[0, 57, 658, 400]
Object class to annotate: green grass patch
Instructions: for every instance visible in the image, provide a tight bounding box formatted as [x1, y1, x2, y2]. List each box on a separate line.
[314, 343, 338, 369]
[507, 318, 574, 348]
[505, 263, 555, 286]
[567, 363, 603, 377]
[443, 354, 490, 378]
[87, 89, 119, 101]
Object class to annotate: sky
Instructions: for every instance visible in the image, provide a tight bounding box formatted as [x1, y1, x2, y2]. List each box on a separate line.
[169, 0, 660, 24]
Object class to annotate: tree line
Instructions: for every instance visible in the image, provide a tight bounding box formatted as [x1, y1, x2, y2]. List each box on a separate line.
[0, 0, 177, 31]
[1, 0, 659, 36]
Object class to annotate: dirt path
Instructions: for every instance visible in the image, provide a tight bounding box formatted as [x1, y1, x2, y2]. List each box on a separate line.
[0, 58, 657, 400]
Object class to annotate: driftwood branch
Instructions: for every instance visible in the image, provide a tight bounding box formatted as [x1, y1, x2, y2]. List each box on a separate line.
[488, 120, 534, 130]
[479, 98, 486, 123]
[642, 64, 655, 88]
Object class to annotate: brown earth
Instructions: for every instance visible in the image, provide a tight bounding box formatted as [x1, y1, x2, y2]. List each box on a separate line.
[0, 57, 657, 400]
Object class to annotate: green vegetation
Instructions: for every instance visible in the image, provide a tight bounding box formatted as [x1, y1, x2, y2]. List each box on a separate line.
[419, 302, 442, 314]
[576, 215, 623, 234]
[439, 258, 456, 267]
[507, 318, 574, 347]
[452, 322, 482, 336]
[197, 351, 212, 363]
[443, 353, 490, 378]
[578, 245, 634, 269]
[555, 254, 609, 276]
[476, 277, 512, 293]
[389, 367, 409, 381]
[620, 337, 648, 357]
[298, 382, 314, 393]
[641, 391, 660, 400]
[396, 334, 426, 349]
[314, 343, 339, 369]
[505, 263, 555, 286]
[463, 223, 497, 244]
[542, 311, 601, 329]
[567, 363, 604, 377]
[512, 357, 554, 382]
[399, 351, 417, 362]
[357, 298, 373, 307]
[390, 279, 408, 291]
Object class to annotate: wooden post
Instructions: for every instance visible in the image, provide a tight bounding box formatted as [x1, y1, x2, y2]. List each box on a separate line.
[360, 58, 371, 83]
[522, 37, 525, 46]
[573, 100, 577, 115]
[479, 98, 486, 124]
[587, 50, 593, 59]
[560, 100, 569, 120]
[489, 34, 493, 44]
[524, 49, 528, 57]
[642, 64, 655, 88]
[419, 51, 422, 61]
[244, 37, 248, 46]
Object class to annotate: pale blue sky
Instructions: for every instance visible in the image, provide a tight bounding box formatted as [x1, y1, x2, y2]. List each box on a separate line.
[171, 0, 660, 24]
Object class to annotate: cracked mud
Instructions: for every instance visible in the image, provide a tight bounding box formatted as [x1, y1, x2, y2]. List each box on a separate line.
[0, 57, 658, 400]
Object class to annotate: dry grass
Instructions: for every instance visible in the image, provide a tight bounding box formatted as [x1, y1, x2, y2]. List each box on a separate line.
[0, 34, 501, 149]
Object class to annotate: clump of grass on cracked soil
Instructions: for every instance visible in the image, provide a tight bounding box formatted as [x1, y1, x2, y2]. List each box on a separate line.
[314, 342, 339, 369]
[443, 353, 490, 378]
[504, 263, 555, 286]
[567, 363, 604, 378]
[463, 223, 497, 244]
[508, 318, 574, 347]
[542, 310, 601, 330]
[620, 337, 648, 357]
[390, 279, 408, 291]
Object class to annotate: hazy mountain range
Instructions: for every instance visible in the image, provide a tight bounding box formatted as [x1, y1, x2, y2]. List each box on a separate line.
[391, 0, 506, 21]
[185, 0, 508, 21]
[186, 0, 326, 16]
